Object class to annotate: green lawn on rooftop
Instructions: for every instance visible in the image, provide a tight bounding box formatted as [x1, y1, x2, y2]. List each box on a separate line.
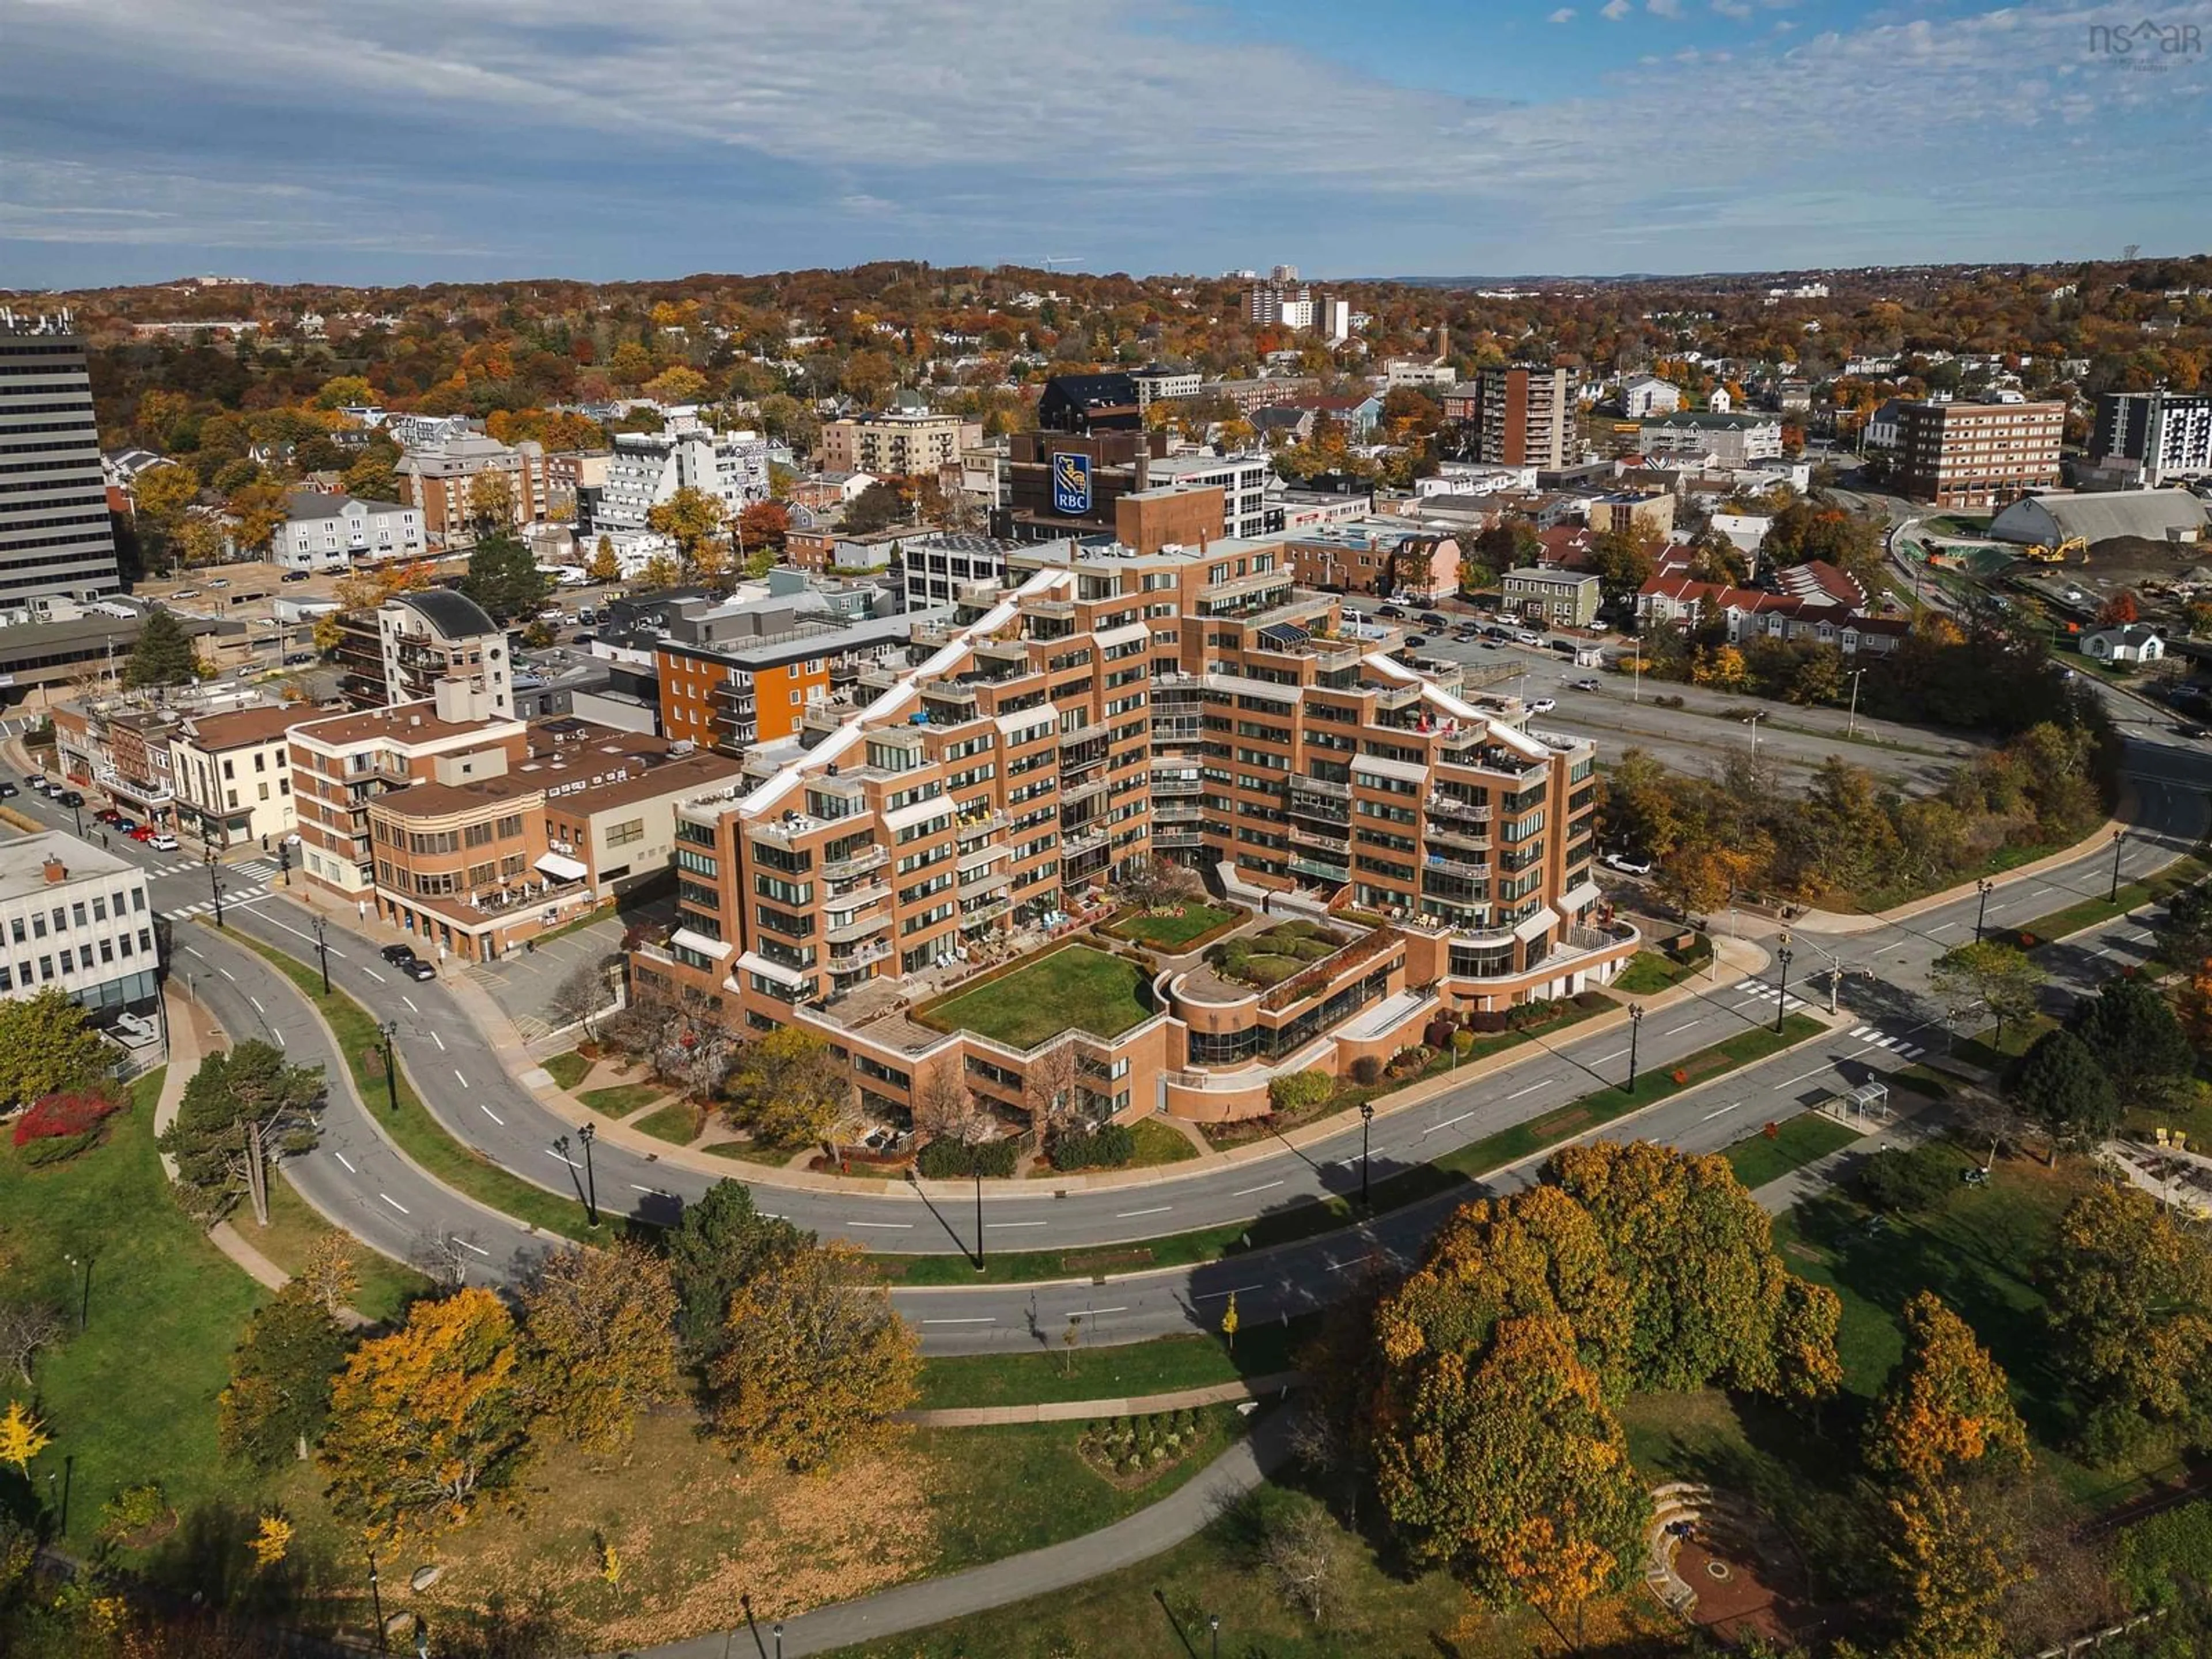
[918, 945, 1155, 1048]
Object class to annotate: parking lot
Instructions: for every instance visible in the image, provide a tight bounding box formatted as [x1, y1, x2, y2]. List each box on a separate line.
[1364, 603, 1988, 791]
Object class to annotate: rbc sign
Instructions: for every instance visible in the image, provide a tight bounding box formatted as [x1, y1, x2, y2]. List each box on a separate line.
[1051, 451, 1093, 514]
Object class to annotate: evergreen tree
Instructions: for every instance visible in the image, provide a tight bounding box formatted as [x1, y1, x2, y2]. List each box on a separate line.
[122, 608, 199, 688]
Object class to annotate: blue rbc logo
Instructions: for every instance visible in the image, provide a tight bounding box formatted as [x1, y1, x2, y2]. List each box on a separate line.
[1051, 451, 1093, 514]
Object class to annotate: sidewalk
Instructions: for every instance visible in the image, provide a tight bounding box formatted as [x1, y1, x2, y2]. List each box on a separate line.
[899, 1370, 1303, 1427]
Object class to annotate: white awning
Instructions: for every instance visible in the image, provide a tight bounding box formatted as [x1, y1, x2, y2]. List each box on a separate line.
[1094, 621, 1150, 650]
[882, 797, 952, 833]
[1512, 906, 1560, 942]
[669, 926, 733, 962]
[737, 950, 809, 987]
[1560, 880, 1604, 916]
[535, 851, 589, 882]
[1351, 753, 1430, 784]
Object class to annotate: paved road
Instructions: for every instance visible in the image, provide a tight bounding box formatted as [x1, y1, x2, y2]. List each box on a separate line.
[9, 678, 2202, 1352]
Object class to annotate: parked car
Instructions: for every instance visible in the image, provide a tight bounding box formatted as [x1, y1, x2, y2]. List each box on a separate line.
[57, 790, 83, 808]
[0, 782, 17, 800]
[170, 588, 198, 600]
[1603, 851, 1654, 877]
[1528, 697, 1557, 714]
[1571, 677, 1603, 692]
[380, 943, 420, 967]
[2176, 724, 2209, 741]
[111, 817, 138, 835]
[1514, 630, 1542, 646]
[1406, 634, 1429, 647]
[1377, 604, 1407, 620]
[28, 778, 50, 796]
[282, 652, 315, 666]
[1419, 611, 1449, 628]
[281, 570, 312, 583]
[149, 834, 179, 851]
[207, 578, 229, 589]
[399, 957, 437, 982]
[128, 825, 156, 842]
[94, 808, 122, 826]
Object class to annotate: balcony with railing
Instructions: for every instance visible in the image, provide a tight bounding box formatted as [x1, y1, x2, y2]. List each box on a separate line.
[1427, 791, 1493, 826]
[825, 909, 892, 945]
[960, 896, 1013, 928]
[821, 843, 887, 882]
[959, 865, 1012, 896]
[828, 938, 895, 973]
[1422, 851, 1490, 880]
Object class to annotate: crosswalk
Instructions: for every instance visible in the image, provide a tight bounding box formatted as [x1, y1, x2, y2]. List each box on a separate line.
[145, 856, 282, 880]
[165, 883, 272, 921]
[1726, 977, 1927, 1059]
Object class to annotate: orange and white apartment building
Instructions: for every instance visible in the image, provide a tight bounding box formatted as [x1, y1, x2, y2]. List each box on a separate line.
[631, 533, 1633, 1126]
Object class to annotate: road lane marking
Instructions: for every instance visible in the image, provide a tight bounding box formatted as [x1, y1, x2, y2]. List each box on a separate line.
[1927, 922, 1957, 935]
[362, 967, 386, 983]
[922, 1317, 996, 1325]
[1422, 1110, 1476, 1137]
[1506, 1081, 1546, 1100]
[403, 995, 419, 1013]
[379, 1193, 410, 1214]
[261, 914, 346, 957]
[1777, 1062, 1840, 1088]
[218, 967, 237, 981]
[547, 1149, 579, 1168]
[248, 994, 265, 1012]
[454, 1069, 470, 1088]
[334, 1152, 355, 1173]
[1191, 1283, 1264, 1301]
[628, 1183, 673, 1198]
[1231, 1180, 1282, 1196]
[1115, 1206, 1172, 1218]
[1067, 1306, 1127, 1317]
[456, 1239, 491, 1256]
[986, 1220, 1050, 1229]
[1663, 1019, 1705, 1036]
[431, 1031, 446, 1051]
[1701, 1102, 1741, 1122]
[478, 1103, 503, 1125]
[847, 1221, 913, 1230]
[1592, 1047, 1628, 1065]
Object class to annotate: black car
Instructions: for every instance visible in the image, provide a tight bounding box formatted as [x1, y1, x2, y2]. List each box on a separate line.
[380, 943, 420, 967]
[1419, 611, 1449, 628]
[280, 570, 311, 583]
[282, 652, 315, 666]
[57, 790, 83, 808]
[1377, 605, 1406, 620]
[1406, 634, 1429, 647]
[0, 782, 17, 800]
[399, 957, 437, 982]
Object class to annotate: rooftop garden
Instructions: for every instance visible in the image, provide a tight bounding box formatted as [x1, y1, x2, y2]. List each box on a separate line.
[1205, 919, 1346, 990]
[916, 944, 1156, 1050]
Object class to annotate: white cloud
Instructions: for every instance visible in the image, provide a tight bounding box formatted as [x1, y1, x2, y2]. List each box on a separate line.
[1600, 0, 1632, 19]
[1647, 0, 1683, 17]
[1548, 6, 1576, 20]
[1713, 0, 1753, 18]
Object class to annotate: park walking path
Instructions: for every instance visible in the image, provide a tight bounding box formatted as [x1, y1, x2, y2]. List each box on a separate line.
[897, 1370, 1303, 1427]
[642, 1409, 1297, 1659]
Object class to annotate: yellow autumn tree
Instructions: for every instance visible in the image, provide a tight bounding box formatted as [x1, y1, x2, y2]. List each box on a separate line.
[1691, 644, 1749, 689]
[317, 1287, 533, 1540]
[585, 537, 622, 584]
[1884, 1479, 2028, 1659]
[521, 1241, 681, 1455]
[1865, 1292, 2030, 1484]
[706, 1241, 919, 1472]
[250, 1514, 294, 1569]
[0, 1400, 49, 1471]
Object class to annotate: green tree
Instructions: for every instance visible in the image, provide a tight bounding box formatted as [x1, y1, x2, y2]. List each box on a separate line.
[0, 990, 108, 1110]
[2069, 974, 2195, 1111]
[313, 375, 375, 410]
[1589, 522, 1664, 603]
[724, 1027, 855, 1148]
[218, 1282, 352, 1471]
[1929, 940, 2046, 1047]
[319, 1286, 533, 1541]
[840, 480, 906, 535]
[521, 1241, 681, 1453]
[123, 608, 201, 688]
[2156, 881, 2212, 974]
[705, 1240, 921, 1471]
[2008, 1027, 2118, 1147]
[460, 530, 551, 624]
[666, 1179, 805, 1362]
[157, 1039, 324, 1226]
[339, 451, 400, 505]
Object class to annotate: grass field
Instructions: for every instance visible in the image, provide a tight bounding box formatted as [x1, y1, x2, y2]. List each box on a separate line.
[228, 929, 609, 1243]
[875, 1013, 1827, 1286]
[918, 945, 1155, 1047]
[2014, 855, 2206, 953]
[581, 1082, 668, 1117]
[541, 1049, 592, 1090]
[1037, 1115, 1200, 1176]
[1611, 944, 1711, 995]
[633, 1100, 704, 1145]
[914, 1321, 1306, 1412]
[1724, 1110, 1862, 1190]
[0, 1070, 271, 1547]
[1103, 902, 1241, 951]
[249, 1173, 432, 1324]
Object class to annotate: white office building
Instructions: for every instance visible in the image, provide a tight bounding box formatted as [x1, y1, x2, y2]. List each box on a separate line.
[277, 490, 425, 570]
[1145, 452, 1275, 539]
[0, 833, 158, 1012]
[0, 312, 122, 604]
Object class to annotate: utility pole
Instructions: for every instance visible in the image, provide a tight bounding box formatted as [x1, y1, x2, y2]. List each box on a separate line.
[1845, 668, 1864, 737]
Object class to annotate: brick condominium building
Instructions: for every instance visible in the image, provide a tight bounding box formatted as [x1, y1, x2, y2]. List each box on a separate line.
[1895, 399, 2063, 508]
[632, 533, 1631, 1126]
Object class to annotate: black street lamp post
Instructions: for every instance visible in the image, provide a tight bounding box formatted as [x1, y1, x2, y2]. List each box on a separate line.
[369, 1552, 387, 1653]
[577, 1122, 600, 1227]
[973, 1160, 985, 1272]
[378, 1019, 399, 1112]
[1774, 948, 1793, 1035]
[1358, 1101, 1374, 1212]
[1975, 877, 1993, 942]
[2111, 829, 2127, 902]
[1626, 1003, 1644, 1092]
[312, 912, 331, 995]
[1210, 1613, 1221, 1659]
[205, 850, 225, 929]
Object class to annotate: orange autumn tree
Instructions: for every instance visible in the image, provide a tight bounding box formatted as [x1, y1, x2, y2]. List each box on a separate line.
[1884, 1478, 2029, 1659]
[1372, 1313, 1645, 1625]
[1865, 1292, 2030, 1483]
[318, 1287, 532, 1540]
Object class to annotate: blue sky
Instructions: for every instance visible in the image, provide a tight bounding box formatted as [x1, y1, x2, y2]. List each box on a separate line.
[2, 1, 2210, 289]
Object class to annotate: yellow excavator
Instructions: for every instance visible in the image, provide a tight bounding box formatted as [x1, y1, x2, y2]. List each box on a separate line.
[2020, 535, 2088, 564]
